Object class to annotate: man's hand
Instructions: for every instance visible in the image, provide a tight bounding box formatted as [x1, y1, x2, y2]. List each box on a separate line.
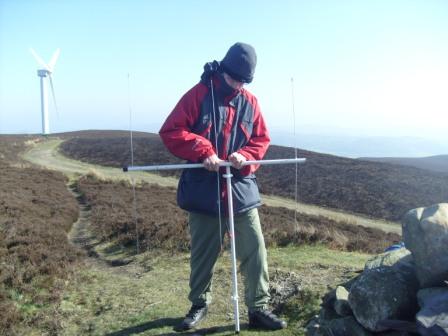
[203, 154, 223, 172]
[228, 152, 246, 169]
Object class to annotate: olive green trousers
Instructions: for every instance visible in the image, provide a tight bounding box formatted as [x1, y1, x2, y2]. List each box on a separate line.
[188, 208, 270, 310]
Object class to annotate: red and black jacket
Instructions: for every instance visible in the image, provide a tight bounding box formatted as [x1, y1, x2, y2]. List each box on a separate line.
[159, 69, 270, 216]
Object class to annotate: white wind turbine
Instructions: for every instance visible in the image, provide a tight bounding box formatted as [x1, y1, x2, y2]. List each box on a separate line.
[30, 48, 60, 135]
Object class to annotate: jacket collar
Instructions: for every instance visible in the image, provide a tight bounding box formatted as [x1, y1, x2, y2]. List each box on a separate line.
[213, 72, 240, 101]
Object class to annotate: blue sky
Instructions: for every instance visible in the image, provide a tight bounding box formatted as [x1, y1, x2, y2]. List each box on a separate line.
[1, 0, 447, 154]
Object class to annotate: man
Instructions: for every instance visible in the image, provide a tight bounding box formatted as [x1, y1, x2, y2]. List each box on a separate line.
[159, 42, 287, 331]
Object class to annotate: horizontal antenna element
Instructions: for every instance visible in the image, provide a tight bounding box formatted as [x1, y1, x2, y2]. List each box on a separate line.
[123, 158, 306, 172]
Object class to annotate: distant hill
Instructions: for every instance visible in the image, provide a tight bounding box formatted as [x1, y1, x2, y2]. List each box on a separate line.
[360, 155, 448, 173]
[59, 130, 448, 222]
[270, 132, 448, 158]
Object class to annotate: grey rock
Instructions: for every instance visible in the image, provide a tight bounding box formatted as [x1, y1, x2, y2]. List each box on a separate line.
[334, 285, 352, 316]
[417, 287, 448, 307]
[417, 324, 448, 336]
[321, 276, 359, 310]
[375, 319, 418, 333]
[306, 316, 375, 336]
[327, 316, 374, 336]
[319, 305, 340, 321]
[348, 267, 419, 332]
[306, 317, 328, 336]
[377, 332, 414, 336]
[416, 287, 448, 335]
[321, 287, 336, 309]
[364, 247, 414, 275]
[402, 203, 448, 287]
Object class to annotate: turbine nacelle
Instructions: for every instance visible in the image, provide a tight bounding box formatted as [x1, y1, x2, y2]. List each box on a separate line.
[37, 69, 50, 77]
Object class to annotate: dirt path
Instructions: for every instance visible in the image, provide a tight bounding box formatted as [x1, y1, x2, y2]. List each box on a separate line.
[23, 138, 178, 187]
[22, 138, 401, 234]
[66, 181, 147, 277]
[58, 183, 186, 335]
[66, 183, 100, 258]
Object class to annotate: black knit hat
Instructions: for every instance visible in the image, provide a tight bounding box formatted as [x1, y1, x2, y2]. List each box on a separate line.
[220, 42, 257, 83]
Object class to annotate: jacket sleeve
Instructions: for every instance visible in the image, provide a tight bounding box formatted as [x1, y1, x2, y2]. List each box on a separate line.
[159, 84, 216, 162]
[236, 95, 270, 176]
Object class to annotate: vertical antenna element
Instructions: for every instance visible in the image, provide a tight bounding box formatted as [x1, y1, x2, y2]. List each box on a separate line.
[131, 180, 140, 254]
[128, 73, 139, 254]
[291, 77, 299, 231]
[128, 73, 134, 167]
[210, 77, 225, 251]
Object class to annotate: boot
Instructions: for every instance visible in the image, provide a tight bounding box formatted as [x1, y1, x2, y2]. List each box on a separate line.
[177, 304, 208, 331]
[248, 309, 287, 330]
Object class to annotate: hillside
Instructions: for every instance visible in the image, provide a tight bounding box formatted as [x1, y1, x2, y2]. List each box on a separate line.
[0, 136, 83, 334]
[59, 130, 448, 222]
[0, 135, 36, 164]
[76, 174, 399, 254]
[1, 134, 394, 335]
[360, 154, 448, 173]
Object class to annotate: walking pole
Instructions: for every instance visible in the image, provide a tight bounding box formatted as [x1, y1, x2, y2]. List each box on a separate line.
[223, 165, 240, 332]
[123, 157, 306, 333]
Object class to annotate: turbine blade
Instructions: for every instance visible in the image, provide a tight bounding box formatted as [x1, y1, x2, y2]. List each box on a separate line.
[29, 47, 50, 70]
[48, 48, 60, 72]
[48, 75, 59, 117]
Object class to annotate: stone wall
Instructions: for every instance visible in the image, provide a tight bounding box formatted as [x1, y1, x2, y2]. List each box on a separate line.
[306, 203, 448, 336]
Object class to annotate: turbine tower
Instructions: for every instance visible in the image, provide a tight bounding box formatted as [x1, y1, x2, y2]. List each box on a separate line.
[30, 48, 60, 135]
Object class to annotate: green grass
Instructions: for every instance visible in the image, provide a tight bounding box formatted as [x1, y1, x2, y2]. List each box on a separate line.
[269, 244, 368, 270]
[54, 245, 370, 336]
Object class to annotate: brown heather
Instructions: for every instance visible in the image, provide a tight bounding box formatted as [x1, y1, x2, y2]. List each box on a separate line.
[0, 137, 82, 334]
[60, 132, 448, 221]
[77, 174, 400, 255]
